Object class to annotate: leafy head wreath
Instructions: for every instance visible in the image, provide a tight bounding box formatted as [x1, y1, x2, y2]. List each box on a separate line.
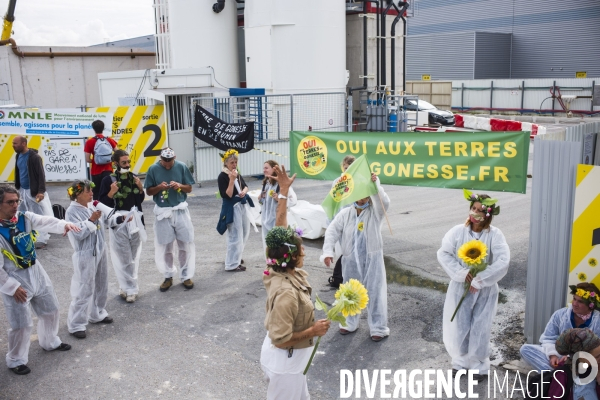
[265, 226, 303, 268]
[463, 188, 500, 218]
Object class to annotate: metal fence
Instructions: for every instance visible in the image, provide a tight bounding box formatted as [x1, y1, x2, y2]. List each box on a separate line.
[452, 78, 600, 116]
[190, 92, 346, 144]
[189, 92, 346, 182]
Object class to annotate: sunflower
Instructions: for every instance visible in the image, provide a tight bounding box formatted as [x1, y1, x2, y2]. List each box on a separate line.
[578, 272, 588, 282]
[457, 240, 487, 266]
[357, 222, 364, 232]
[334, 279, 369, 318]
[590, 258, 598, 267]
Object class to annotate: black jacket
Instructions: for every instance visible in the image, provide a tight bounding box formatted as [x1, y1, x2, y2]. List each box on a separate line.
[14, 149, 46, 197]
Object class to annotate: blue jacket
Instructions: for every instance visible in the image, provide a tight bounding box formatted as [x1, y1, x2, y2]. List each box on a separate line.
[217, 195, 255, 235]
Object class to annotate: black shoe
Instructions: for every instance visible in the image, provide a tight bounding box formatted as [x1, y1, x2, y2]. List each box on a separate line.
[328, 276, 340, 288]
[71, 331, 86, 339]
[10, 365, 31, 375]
[98, 316, 113, 324]
[52, 343, 71, 351]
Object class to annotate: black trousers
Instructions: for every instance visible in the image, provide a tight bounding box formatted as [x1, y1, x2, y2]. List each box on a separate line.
[91, 171, 111, 200]
[329, 256, 344, 288]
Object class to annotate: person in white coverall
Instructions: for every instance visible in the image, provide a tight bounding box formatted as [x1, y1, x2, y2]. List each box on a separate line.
[520, 282, 600, 373]
[66, 180, 124, 339]
[0, 184, 79, 375]
[322, 173, 390, 342]
[437, 192, 509, 380]
[144, 147, 196, 292]
[98, 149, 146, 303]
[258, 160, 297, 256]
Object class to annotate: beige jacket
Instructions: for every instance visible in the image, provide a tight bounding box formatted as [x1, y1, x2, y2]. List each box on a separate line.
[263, 268, 315, 349]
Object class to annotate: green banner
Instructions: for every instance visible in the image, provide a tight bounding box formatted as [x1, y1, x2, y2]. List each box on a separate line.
[290, 131, 530, 193]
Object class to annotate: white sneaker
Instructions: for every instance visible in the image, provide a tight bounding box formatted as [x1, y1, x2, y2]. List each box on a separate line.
[126, 294, 137, 303]
[119, 290, 127, 299]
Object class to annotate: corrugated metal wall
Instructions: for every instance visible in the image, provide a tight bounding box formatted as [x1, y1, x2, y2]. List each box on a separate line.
[405, 32, 475, 81]
[524, 139, 582, 344]
[451, 78, 599, 113]
[474, 32, 511, 79]
[407, 0, 600, 79]
[194, 140, 290, 183]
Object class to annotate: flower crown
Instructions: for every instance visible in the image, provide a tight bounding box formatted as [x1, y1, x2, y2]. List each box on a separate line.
[463, 188, 500, 218]
[67, 181, 95, 197]
[264, 226, 303, 271]
[220, 149, 239, 162]
[570, 285, 600, 310]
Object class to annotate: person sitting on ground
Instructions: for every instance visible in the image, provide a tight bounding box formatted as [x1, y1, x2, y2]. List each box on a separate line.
[260, 164, 330, 400]
[521, 282, 600, 372]
[554, 328, 600, 399]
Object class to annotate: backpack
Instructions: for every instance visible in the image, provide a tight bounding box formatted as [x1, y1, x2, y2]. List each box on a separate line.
[52, 204, 66, 220]
[93, 136, 113, 165]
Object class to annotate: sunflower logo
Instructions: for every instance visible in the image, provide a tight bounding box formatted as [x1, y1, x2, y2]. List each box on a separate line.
[334, 279, 369, 317]
[579, 272, 588, 281]
[457, 240, 488, 265]
[589, 258, 598, 267]
[357, 222, 364, 232]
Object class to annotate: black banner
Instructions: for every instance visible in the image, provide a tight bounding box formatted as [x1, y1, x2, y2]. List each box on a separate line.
[193, 105, 254, 153]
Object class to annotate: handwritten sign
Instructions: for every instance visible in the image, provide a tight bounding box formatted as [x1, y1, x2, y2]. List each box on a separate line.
[40, 139, 87, 181]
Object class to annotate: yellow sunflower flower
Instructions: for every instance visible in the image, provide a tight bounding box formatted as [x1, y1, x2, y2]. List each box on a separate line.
[269, 190, 275, 197]
[357, 222, 364, 232]
[457, 240, 488, 266]
[590, 258, 598, 267]
[578, 272, 588, 282]
[334, 279, 369, 317]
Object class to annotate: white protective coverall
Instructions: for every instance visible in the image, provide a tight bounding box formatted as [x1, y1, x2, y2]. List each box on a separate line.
[65, 201, 113, 333]
[225, 202, 250, 270]
[437, 224, 510, 373]
[260, 182, 297, 255]
[109, 208, 146, 296]
[18, 188, 53, 244]
[520, 305, 600, 372]
[0, 212, 68, 367]
[321, 180, 390, 337]
[153, 202, 195, 281]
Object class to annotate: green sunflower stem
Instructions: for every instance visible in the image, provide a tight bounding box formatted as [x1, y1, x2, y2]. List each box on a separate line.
[303, 336, 322, 375]
[451, 284, 471, 322]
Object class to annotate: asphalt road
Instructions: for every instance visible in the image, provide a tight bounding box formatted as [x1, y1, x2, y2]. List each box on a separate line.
[0, 144, 533, 400]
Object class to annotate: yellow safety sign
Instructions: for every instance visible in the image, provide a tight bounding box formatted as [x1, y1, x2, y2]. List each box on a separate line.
[0, 105, 166, 182]
[422, 74, 431, 81]
[89, 105, 166, 175]
[576, 71, 587, 78]
[569, 164, 600, 289]
[0, 135, 47, 182]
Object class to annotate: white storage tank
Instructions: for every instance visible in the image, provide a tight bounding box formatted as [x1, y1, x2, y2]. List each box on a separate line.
[167, 0, 239, 87]
[244, 0, 346, 93]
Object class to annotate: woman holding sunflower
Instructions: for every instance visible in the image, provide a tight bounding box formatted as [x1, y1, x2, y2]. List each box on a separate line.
[260, 164, 330, 400]
[437, 190, 510, 380]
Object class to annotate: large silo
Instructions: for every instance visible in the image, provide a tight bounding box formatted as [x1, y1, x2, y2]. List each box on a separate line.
[244, 0, 347, 93]
[167, 0, 239, 87]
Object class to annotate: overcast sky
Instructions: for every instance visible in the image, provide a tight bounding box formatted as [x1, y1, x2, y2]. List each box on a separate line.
[0, 0, 154, 46]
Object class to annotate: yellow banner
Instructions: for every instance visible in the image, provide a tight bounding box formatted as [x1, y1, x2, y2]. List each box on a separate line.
[569, 164, 600, 288]
[89, 105, 166, 175]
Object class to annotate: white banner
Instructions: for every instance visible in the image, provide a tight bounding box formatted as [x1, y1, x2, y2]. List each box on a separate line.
[0, 109, 114, 137]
